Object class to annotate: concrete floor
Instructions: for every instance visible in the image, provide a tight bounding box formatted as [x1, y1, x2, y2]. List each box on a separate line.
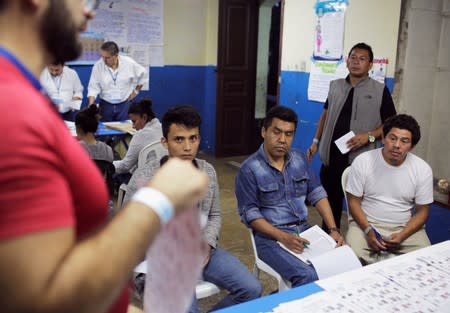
[132, 153, 348, 312]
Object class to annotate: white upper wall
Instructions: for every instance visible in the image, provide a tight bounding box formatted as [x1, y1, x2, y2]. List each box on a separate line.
[164, 0, 218, 65]
[281, 0, 402, 77]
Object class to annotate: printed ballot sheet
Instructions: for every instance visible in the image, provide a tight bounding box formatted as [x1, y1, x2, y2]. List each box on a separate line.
[316, 241, 450, 313]
[144, 207, 206, 313]
[268, 241, 450, 313]
[334, 130, 355, 154]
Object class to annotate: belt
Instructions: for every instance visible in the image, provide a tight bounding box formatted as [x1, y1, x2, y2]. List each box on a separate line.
[277, 220, 306, 227]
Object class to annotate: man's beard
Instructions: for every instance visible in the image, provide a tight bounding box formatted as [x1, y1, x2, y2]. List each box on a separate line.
[40, 0, 83, 63]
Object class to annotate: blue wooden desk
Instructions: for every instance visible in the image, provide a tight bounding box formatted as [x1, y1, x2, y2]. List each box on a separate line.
[214, 283, 323, 313]
[96, 122, 126, 137]
[65, 120, 128, 137]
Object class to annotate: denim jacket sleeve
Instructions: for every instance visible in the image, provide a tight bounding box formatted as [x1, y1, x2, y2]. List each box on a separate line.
[288, 149, 327, 205]
[305, 158, 328, 205]
[235, 165, 265, 226]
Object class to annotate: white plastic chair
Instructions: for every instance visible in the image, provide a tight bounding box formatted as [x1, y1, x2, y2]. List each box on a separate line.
[134, 260, 221, 300]
[195, 280, 221, 299]
[248, 229, 291, 291]
[137, 140, 167, 169]
[341, 166, 352, 225]
[117, 140, 168, 208]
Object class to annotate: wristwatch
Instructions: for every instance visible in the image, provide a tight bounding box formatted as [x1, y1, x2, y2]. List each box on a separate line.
[368, 132, 375, 143]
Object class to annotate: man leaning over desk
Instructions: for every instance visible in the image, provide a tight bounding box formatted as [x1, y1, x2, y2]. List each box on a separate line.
[236, 106, 344, 288]
[87, 41, 147, 122]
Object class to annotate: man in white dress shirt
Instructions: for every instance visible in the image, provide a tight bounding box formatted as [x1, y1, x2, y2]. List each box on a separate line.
[40, 62, 83, 121]
[87, 41, 147, 122]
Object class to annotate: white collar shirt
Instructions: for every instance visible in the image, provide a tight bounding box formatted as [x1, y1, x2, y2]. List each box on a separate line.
[87, 55, 147, 104]
[39, 66, 84, 113]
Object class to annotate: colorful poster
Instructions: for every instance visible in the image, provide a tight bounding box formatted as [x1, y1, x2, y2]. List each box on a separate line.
[313, 0, 348, 61]
[307, 59, 348, 103]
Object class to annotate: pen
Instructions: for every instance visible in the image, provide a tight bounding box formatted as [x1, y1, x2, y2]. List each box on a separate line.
[370, 224, 383, 242]
[295, 231, 309, 249]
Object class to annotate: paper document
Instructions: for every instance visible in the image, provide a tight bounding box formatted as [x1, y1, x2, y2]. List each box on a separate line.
[334, 131, 355, 154]
[134, 260, 146, 274]
[103, 120, 136, 135]
[64, 120, 77, 137]
[278, 225, 361, 279]
[143, 207, 207, 313]
[70, 99, 82, 110]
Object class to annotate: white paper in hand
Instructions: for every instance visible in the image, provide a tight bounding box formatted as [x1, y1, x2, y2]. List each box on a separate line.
[70, 99, 82, 110]
[334, 131, 355, 154]
[144, 207, 206, 313]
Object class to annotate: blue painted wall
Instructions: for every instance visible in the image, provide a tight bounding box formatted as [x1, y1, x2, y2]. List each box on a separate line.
[71, 65, 217, 153]
[71, 65, 394, 161]
[279, 70, 395, 174]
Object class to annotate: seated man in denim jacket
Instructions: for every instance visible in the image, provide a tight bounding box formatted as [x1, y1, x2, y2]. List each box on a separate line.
[236, 106, 344, 287]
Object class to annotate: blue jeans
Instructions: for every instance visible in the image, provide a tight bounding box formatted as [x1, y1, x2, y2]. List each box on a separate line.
[99, 99, 131, 122]
[188, 247, 262, 313]
[254, 223, 318, 288]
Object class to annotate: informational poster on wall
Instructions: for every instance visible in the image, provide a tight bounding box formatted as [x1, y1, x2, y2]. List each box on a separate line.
[308, 56, 388, 103]
[308, 59, 348, 103]
[70, 0, 164, 68]
[313, 0, 348, 61]
[369, 57, 388, 84]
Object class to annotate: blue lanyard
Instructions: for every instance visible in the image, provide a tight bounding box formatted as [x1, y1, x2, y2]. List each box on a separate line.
[107, 67, 119, 85]
[0, 46, 43, 92]
[51, 73, 63, 94]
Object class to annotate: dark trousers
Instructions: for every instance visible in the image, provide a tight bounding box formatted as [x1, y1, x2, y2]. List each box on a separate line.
[320, 158, 349, 231]
[99, 99, 131, 122]
[61, 110, 76, 121]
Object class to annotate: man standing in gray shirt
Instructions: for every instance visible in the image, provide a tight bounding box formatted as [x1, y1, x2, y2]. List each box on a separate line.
[125, 105, 261, 312]
[307, 43, 396, 232]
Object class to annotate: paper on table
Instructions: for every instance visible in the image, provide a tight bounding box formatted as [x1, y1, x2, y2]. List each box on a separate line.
[64, 120, 77, 136]
[144, 207, 207, 313]
[103, 121, 136, 135]
[334, 131, 355, 154]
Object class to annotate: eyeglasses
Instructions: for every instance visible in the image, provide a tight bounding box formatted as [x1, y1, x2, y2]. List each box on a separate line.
[84, 0, 101, 12]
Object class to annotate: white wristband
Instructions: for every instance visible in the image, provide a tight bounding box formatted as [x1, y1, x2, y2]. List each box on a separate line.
[132, 187, 174, 224]
[363, 226, 372, 235]
[134, 88, 140, 95]
[312, 138, 319, 144]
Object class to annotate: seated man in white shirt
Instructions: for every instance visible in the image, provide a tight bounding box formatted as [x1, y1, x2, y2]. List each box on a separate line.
[40, 61, 83, 121]
[346, 114, 432, 264]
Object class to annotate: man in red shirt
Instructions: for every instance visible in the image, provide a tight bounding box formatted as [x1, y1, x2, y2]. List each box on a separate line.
[0, 1, 208, 313]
